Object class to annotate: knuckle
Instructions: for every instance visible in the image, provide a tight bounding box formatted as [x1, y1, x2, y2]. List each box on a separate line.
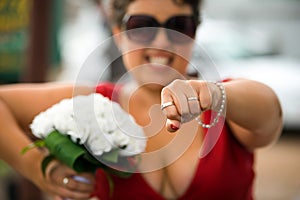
[172, 79, 182, 85]
[69, 180, 79, 190]
[161, 87, 170, 96]
[170, 79, 184, 88]
[186, 79, 195, 85]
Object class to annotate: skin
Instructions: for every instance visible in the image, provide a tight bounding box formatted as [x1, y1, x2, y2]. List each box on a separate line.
[0, 0, 283, 199]
[0, 84, 95, 200]
[113, 0, 283, 198]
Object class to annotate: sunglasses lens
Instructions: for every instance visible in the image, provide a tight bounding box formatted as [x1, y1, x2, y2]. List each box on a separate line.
[125, 16, 157, 43]
[167, 16, 197, 43]
[124, 15, 197, 43]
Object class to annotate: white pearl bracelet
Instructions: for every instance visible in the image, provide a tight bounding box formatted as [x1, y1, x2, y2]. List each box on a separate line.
[195, 81, 226, 128]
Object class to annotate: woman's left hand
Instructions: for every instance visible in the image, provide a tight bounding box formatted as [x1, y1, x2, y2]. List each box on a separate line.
[44, 159, 96, 200]
[161, 80, 220, 132]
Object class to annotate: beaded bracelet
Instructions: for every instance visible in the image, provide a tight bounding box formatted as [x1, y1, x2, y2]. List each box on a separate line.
[195, 81, 226, 128]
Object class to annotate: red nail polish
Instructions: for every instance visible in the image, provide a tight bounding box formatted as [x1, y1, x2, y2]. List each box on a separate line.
[170, 124, 179, 131]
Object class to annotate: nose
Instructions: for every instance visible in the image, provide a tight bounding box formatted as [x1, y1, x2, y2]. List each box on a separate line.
[150, 28, 171, 49]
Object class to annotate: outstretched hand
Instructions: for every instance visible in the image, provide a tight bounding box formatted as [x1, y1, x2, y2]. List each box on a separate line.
[161, 80, 221, 132]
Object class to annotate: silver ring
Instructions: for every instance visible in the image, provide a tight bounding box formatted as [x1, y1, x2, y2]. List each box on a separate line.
[63, 177, 69, 185]
[187, 97, 199, 101]
[161, 101, 174, 110]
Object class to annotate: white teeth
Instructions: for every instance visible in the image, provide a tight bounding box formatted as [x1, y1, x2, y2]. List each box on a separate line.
[149, 57, 169, 65]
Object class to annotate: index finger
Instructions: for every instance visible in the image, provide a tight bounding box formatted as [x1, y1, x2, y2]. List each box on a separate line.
[161, 88, 182, 132]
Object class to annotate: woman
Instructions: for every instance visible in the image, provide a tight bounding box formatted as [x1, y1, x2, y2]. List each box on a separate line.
[0, 0, 282, 199]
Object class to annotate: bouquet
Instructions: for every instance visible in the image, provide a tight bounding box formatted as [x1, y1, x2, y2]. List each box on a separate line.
[22, 93, 147, 178]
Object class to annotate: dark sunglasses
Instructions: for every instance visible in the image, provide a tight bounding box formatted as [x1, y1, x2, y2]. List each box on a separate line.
[122, 15, 199, 44]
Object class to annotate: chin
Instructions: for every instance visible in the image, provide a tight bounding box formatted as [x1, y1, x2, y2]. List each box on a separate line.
[132, 71, 185, 92]
[144, 83, 165, 92]
[133, 80, 167, 93]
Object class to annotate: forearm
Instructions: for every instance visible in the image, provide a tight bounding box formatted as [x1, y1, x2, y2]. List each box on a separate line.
[224, 79, 283, 148]
[0, 83, 94, 130]
[0, 83, 97, 198]
[0, 98, 45, 185]
[0, 82, 94, 175]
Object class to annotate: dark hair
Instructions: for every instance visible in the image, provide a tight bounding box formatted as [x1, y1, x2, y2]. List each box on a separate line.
[109, 0, 202, 27]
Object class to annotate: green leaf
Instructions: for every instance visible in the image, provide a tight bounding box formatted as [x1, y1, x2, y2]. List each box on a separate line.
[26, 131, 134, 180]
[21, 140, 45, 155]
[44, 131, 94, 173]
[101, 149, 119, 163]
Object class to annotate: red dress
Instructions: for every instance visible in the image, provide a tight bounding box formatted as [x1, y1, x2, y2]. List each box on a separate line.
[92, 82, 254, 200]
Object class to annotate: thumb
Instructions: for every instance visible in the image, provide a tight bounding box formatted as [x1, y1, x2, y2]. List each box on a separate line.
[166, 119, 181, 133]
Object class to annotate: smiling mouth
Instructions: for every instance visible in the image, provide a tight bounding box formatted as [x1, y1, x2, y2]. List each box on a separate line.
[145, 56, 173, 69]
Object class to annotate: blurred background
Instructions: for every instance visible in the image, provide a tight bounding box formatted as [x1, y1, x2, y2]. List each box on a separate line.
[0, 0, 299, 199]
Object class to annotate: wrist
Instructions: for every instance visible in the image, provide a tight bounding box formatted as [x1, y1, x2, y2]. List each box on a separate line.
[22, 148, 47, 188]
[208, 81, 225, 111]
[196, 81, 226, 128]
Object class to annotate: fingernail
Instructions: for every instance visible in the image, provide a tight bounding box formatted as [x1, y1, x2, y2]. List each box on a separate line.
[170, 124, 179, 131]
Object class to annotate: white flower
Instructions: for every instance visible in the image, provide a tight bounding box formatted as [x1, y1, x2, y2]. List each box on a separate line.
[30, 93, 147, 157]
